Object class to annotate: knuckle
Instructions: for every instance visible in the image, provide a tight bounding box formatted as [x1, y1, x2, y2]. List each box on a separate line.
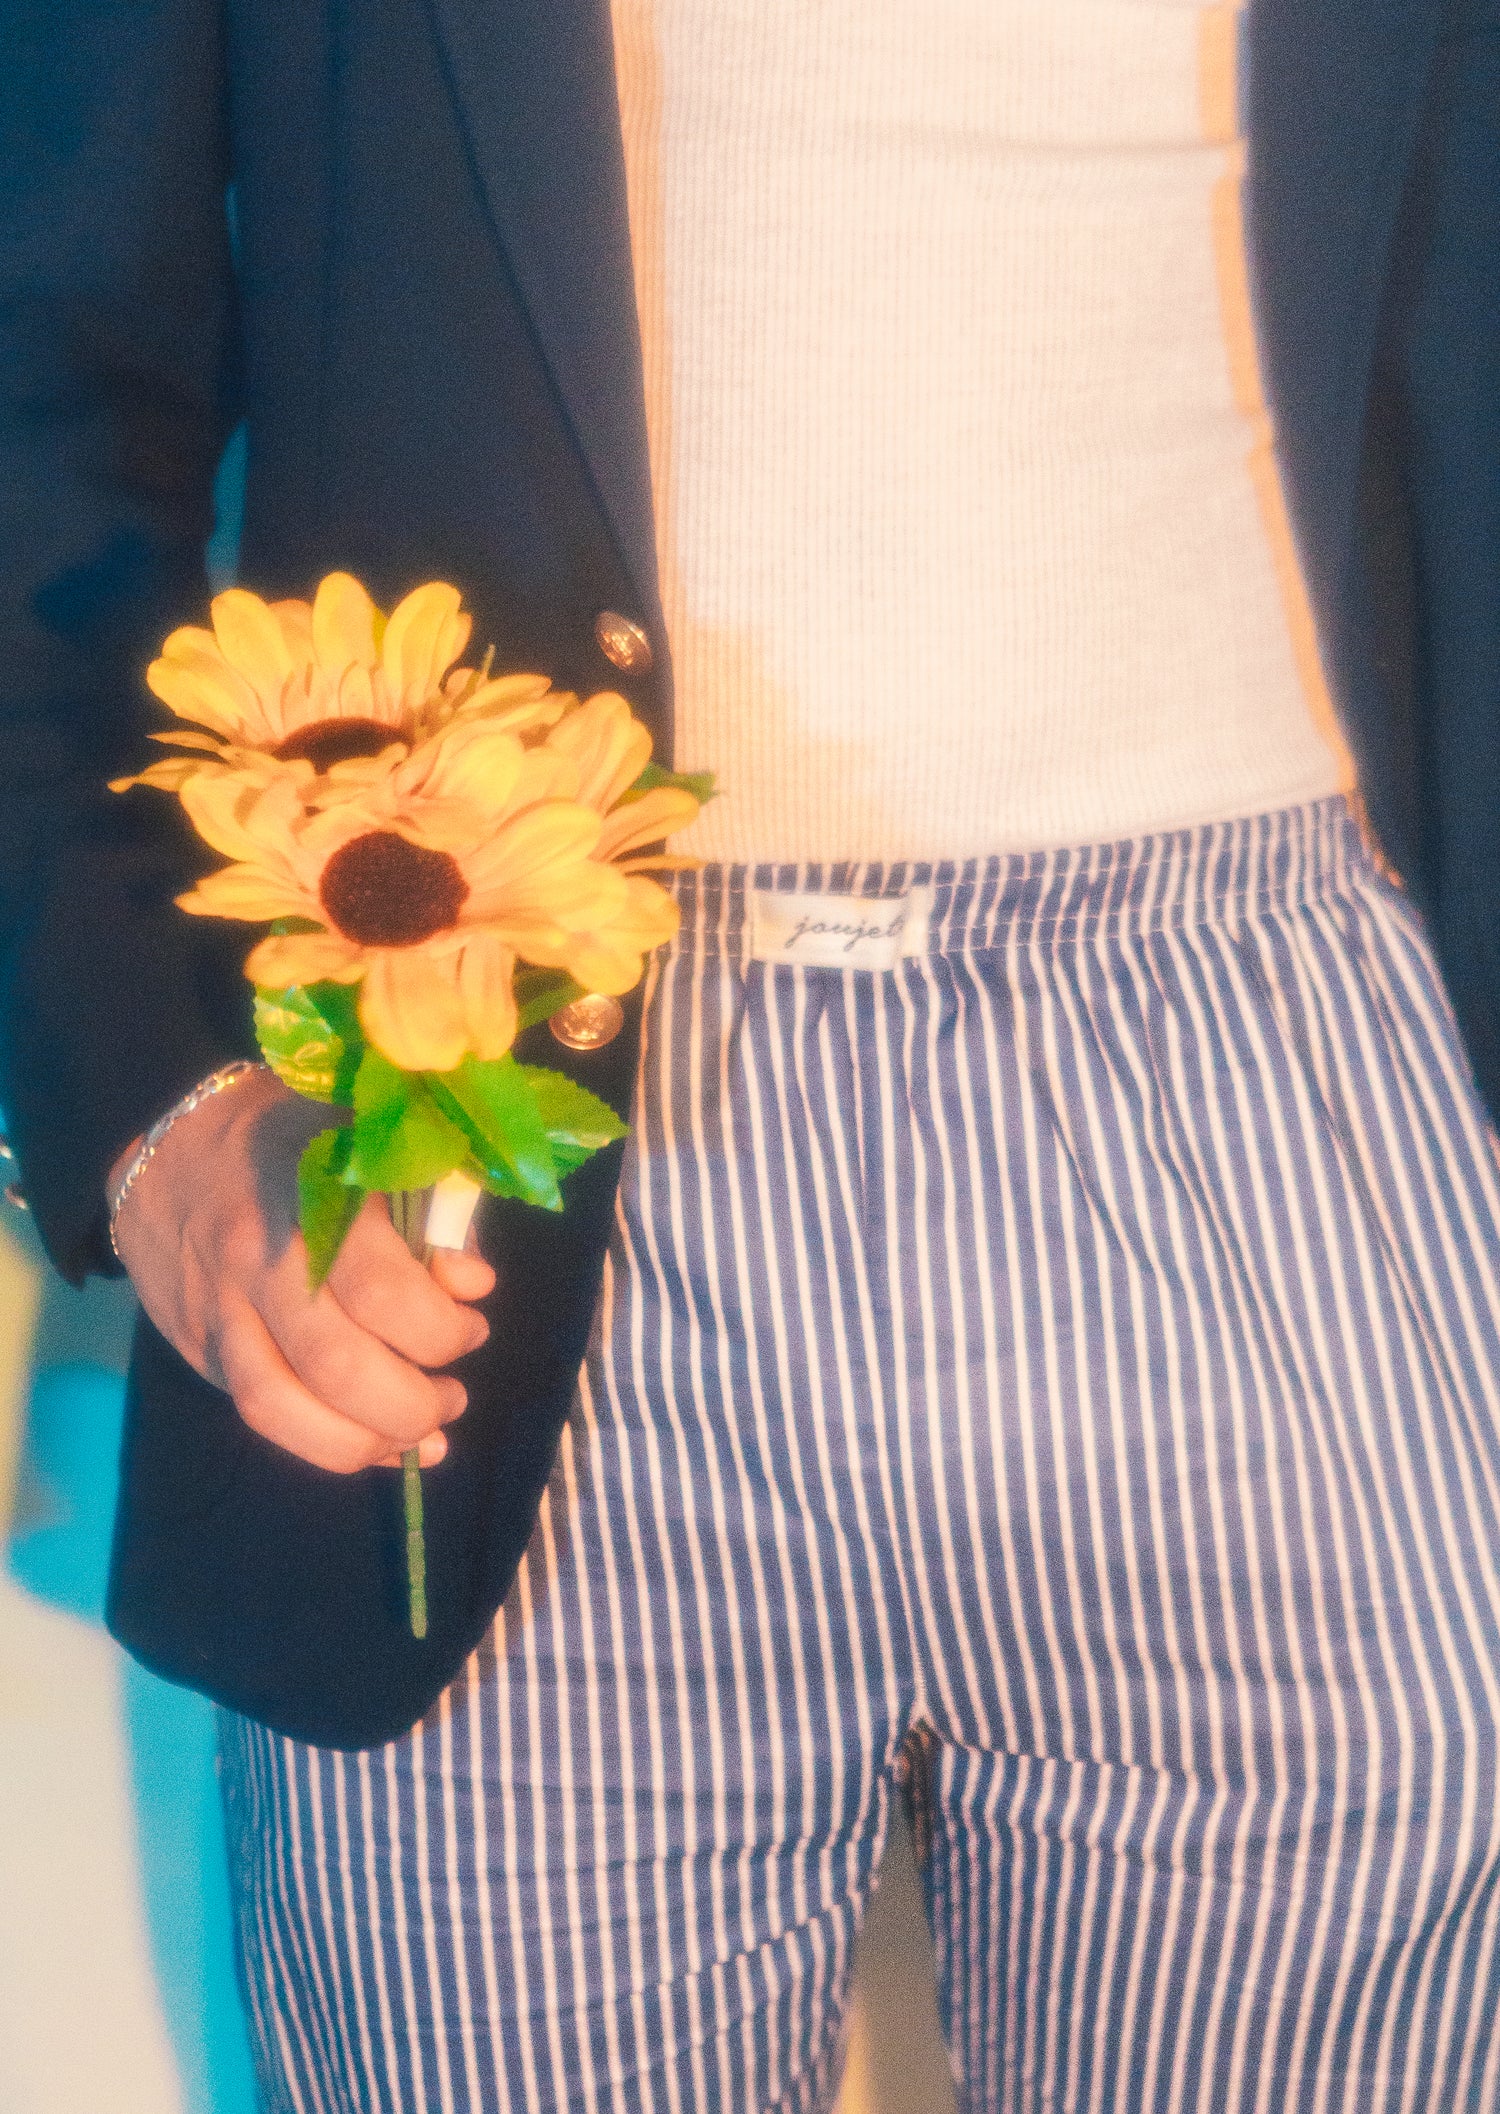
[339, 1273, 459, 1367]
[335, 1266, 407, 1335]
[325, 1276, 475, 1378]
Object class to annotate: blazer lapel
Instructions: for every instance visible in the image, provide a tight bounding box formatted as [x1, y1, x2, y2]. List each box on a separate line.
[419, 0, 660, 617]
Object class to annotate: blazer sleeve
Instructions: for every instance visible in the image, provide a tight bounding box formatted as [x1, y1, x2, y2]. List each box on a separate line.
[0, 0, 254, 1282]
[1390, 0, 1500, 1116]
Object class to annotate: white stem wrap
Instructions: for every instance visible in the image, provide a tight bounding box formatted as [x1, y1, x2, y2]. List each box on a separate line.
[423, 1171, 485, 1253]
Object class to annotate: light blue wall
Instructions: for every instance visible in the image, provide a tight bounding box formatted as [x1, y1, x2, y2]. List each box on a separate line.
[0, 419, 257, 2111]
[7, 1322, 258, 2113]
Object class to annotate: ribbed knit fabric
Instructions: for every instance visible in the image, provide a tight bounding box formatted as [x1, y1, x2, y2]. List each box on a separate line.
[609, 0, 1352, 863]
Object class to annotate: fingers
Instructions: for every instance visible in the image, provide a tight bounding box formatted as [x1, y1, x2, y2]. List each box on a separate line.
[428, 1246, 496, 1302]
[117, 1069, 495, 1477]
[257, 1257, 469, 1451]
[218, 1297, 451, 1476]
[324, 1198, 492, 1365]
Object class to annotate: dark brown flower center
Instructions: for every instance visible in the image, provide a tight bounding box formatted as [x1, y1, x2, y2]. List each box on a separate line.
[276, 717, 400, 769]
[319, 830, 469, 947]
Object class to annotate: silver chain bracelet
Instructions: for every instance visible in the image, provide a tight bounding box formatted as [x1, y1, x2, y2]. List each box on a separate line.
[108, 1060, 266, 1258]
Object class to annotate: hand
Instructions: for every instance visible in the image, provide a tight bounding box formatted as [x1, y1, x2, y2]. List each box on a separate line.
[108, 1068, 495, 1473]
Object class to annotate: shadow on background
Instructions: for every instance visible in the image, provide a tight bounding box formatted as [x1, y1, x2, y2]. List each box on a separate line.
[0, 1204, 256, 2114]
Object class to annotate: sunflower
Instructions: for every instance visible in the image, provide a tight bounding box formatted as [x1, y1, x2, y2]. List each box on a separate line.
[537, 692, 703, 991]
[175, 740, 624, 1072]
[248, 688, 705, 1008]
[126, 578, 712, 1066]
[111, 573, 565, 797]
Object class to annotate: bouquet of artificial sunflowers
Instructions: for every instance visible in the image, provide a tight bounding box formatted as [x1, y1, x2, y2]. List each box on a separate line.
[115, 571, 710, 1633]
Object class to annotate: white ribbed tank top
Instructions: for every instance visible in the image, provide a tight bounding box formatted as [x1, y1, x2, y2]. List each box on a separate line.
[608, 0, 1353, 862]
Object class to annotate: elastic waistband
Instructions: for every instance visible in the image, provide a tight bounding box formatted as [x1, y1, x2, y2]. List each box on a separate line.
[668, 798, 1375, 961]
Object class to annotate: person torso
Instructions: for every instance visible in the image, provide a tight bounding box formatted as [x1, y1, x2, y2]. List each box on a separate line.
[608, 0, 1351, 862]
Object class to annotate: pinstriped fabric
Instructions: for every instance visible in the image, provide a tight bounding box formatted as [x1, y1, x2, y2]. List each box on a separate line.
[222, 798, 1500, 2113]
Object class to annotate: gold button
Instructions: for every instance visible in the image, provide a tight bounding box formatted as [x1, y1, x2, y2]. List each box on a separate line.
[594, 610, 653, 673]
[4, 1182, 27, 1211]
[549, 993, 625, 1052]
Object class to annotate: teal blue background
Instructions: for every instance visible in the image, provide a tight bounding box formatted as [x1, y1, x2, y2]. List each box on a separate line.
[0, 422, 257, 2112]
[7, 1328, 258, 2113]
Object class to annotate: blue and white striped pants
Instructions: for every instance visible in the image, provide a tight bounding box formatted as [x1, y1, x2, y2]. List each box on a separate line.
[223, 800, 1500, 2113]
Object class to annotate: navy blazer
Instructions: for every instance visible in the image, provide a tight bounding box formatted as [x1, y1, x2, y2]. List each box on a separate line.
[0, 0, 1496, 1747]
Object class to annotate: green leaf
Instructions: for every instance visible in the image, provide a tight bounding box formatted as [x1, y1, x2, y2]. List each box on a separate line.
[463, 1153, 543, 1206]
[424, 1054, 562, 1211]
[513, 966, 587, 1032]
[346, 1048, 472, 1193]
[624, 761, 717, 806]
[298, 1129, 365, 1288]
[254, 980, 364, 1105]
[516, 1065, 628, 1174]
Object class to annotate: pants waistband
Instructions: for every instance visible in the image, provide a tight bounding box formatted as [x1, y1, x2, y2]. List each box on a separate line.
[668, 796, 1375, 961]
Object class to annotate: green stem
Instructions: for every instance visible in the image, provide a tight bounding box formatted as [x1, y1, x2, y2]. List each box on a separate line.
[402, 1446, 428, 1641]
[393, 1189, 433, 1641]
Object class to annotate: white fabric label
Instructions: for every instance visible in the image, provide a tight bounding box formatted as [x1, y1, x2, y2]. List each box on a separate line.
[748, 886, 933, 969]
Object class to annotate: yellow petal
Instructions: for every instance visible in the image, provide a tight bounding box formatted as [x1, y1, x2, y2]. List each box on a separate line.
[468, 915, 588, 968]
[202, 783, 327, 901]
[310, 747, 410, 797]
[295, 799, 395, 861]
[465, 862, 614, 937]
[324, 658, 375, 722]
[547, 692, 652, 812]
[179, 768, 301, 863]
[510, 747, 583, 804]
[449, 673, 561, 737]
[456, 934, 519, 1061]
[157, 623, 221, 666]
[244, 931, 364, 987]
[380, 583, 469, 710]
[620, 871, 681, 942]
[147, 652, 272, 741]
[559, 942, 635, 993]
[147, 728, 228, 753]
[312, 572, 380, 671]
[271, 661, 328, 738]
[399, 722, 526, 810]
[561, 878, 678, 994]
[473, 672, 553, 704]
[359, 947, 470, 1072]
[595, 786, 701, 863]
[178, 774, 267, 862]
[461, 803, 603, 902]
[175, 863, 315, 923]
[391, 796, 494, 852]
[298, 787, 483, 855]
[432, 609, 473, 689]
[109, 757, 205, 793]
[269, 598, 315, 663]
[210, 588, 297, 696]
